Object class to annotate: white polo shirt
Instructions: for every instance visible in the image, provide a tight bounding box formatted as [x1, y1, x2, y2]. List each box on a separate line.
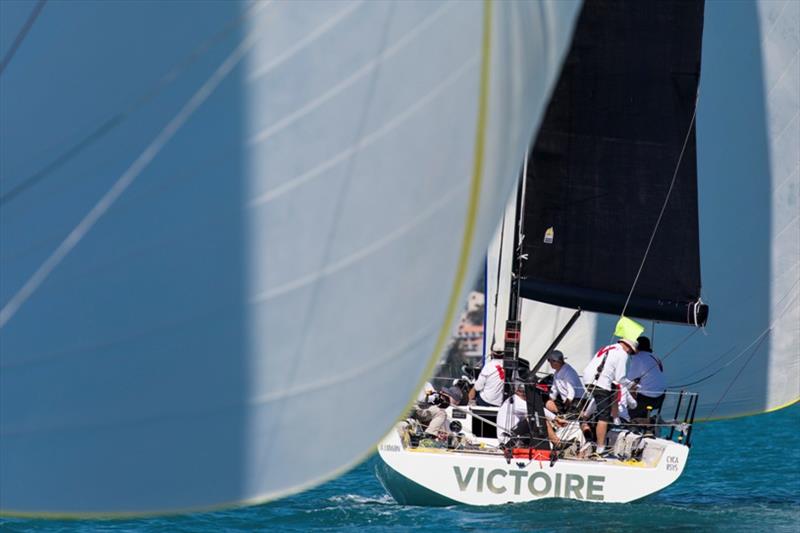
[627, 350, 667, 396]
[474, 357, 505, 406]
[550, 363, 585, 402]
[582, 343, 632, 391]
[496, 394, 528, 442]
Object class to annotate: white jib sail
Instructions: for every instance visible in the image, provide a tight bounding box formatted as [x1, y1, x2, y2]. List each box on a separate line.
[0, 0, 582, 515]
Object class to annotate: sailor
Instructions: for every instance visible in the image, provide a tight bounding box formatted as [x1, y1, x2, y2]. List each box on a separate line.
[581, 337, 637, 454]
[544, 350, 585, 416]
[468, 347, 506, 407]
[498, 385, 564, 448]
[626, 336, 667, 419]
[414, 386, 462, 438]
[496, 385, 528, 444]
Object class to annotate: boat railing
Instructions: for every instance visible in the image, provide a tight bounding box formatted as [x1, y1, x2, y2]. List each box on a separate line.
[659, 389, 699, 446]
[424, 375, 699, 447]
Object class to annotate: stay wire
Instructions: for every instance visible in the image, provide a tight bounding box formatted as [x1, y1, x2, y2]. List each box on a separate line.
[671, 332, 770, 389]
[613, 92, 700, 338]
[580, 96, 699, 406]
[630, 327, 700, 387]
[707, 333, 770, 419]
[668, 276, 800, 389]
[583, 93, 700, 414]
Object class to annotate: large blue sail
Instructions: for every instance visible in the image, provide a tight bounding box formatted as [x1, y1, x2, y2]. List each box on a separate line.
[0, 0, 583, 516]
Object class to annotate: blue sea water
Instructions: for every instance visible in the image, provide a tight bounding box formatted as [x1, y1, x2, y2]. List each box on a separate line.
[3, 404, 799, 532]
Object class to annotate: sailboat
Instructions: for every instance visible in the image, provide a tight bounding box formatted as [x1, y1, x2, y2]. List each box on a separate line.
[0, 0, 795, 517]
[376, 0, 799, 505]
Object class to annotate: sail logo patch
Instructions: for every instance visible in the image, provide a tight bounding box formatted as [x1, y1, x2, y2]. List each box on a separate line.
[543, 227, 554, 244]
[453, 466, 604, 501]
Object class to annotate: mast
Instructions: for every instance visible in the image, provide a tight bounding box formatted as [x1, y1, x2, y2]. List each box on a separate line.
[503, 150, 528, 366]
[503, 147, 582, 455]
[502, 152, 528, 385]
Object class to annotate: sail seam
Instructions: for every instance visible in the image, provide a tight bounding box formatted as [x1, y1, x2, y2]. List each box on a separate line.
[246, 0, 455, 147]
[247, 0, 365, 82]
[250, 181, 468, 303]
[0, 25, 262, 329]
[765, 48, 798, 97]
[404, 0, 493, 413]
[248, 53, 479, 207]
[769, 107, 799, 144]
[0, 323, 437, 437]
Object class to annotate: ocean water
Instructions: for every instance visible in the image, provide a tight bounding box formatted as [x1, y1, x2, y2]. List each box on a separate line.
[3, 404, 799, 532]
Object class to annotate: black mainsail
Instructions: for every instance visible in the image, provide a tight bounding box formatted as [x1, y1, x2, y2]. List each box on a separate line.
[519, 0, 708, 327]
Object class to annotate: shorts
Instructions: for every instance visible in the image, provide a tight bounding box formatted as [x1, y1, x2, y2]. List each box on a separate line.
[477, 393, 500, 407]
[629, 393, 665, 419]
[553, 396, 579, 415]
[590, 387, 614, 423]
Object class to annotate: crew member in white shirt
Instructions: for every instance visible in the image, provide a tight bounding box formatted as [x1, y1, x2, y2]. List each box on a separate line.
[469, 347, 505, 407]
[414, 386, 462, 438]
[544, 350, 585, 415]
[497, 385, 567, 448]
[627, 336, 667, 419]
[582, 337, 637, 454]
[496, 385, 528, 444]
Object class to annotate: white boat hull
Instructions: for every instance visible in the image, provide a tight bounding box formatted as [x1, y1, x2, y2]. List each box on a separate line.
[376, 427, 689, 506]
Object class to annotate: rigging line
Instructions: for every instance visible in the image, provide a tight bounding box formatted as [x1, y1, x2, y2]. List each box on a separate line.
[0, 28, 260, 329]
[0, 0, 46, 77]
[666, 345, 736, 386]
[669, 330, 771, 389]
[670, 288, 800, 389]
[669, 275, 800, 385]
[613, 92, 700, 336]
[707, 333, 771, 419]
[629, 327, 700, 386]
[660, 325, 699, 361]
[0, 0, 269, 206]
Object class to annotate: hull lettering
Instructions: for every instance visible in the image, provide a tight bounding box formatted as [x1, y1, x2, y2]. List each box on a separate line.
[486, 469, 507, 494]
[528, 471, 552, 496]
[452, 466, 605, 501]
[453, 466, 475, 491]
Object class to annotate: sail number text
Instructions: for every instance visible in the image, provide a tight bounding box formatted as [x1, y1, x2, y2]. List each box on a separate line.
[666, 455, 680, 471]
